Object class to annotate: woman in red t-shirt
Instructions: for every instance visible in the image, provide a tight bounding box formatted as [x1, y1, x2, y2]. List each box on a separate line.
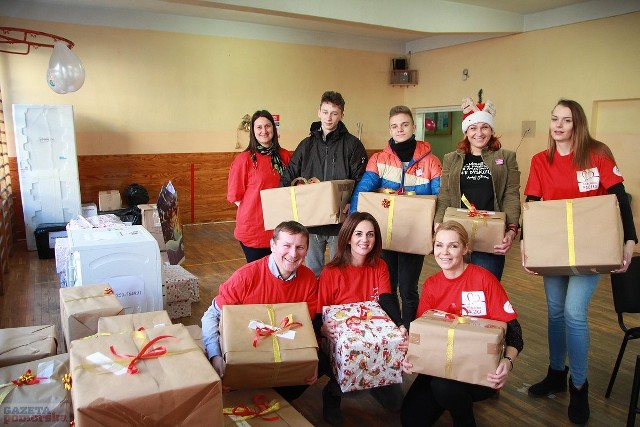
[316, 212, 406, 425]
[523, 99, 637, 425]
[401, 220, 523, 427]
[227, 110, 291, 263]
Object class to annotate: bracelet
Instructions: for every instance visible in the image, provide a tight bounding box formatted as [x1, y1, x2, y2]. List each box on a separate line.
[506, 224, 519, 235]
[504, 356, 514, 371]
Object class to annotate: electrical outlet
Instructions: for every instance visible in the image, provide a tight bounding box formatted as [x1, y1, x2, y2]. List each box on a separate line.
[521, 121, 536, 138]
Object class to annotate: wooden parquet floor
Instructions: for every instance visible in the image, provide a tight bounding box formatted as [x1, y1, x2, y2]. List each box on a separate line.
[1, 222, 637, 426]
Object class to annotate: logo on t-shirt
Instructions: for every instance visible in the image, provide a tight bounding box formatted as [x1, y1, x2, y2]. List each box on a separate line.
[503, 301, 515, 314]
[461, 291, 487, 316]
[577, 167, 600, 192]
[613, 165, 623, 177]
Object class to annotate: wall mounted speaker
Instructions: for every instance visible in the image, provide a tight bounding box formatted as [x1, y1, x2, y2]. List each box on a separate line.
[392, 58, 407, 70]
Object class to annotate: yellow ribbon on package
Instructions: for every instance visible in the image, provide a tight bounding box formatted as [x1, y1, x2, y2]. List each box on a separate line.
[251, 305, 302, 386]
[289, 177, 321, 221]
[379, 189, 416, 249]
[565, 199, 579, 275]
[434, 310, 470, 379]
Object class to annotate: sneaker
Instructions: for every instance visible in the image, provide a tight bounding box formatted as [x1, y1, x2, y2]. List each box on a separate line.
[370, 383, 404, 412]
[528, 366, 568, 397]
[322, 382, 343, 426]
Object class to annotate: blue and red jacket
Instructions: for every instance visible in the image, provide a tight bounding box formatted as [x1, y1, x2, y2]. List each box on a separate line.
[350, 139, 442, 212]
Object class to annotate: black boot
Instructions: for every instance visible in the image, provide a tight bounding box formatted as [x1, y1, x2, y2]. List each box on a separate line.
[322, 380, 343, 426]
[568, 377, 590, 425]
[528, 366, 569, 396]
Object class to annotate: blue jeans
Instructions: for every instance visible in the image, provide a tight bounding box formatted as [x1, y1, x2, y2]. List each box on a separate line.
[305, 234, 337, 277]
[470, 251, 505, 281]
[543, 274, 600, 387]
[381, 250, 424, 329]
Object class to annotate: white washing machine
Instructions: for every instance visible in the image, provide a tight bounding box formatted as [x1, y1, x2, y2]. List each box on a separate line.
[66, 225, 163, 313]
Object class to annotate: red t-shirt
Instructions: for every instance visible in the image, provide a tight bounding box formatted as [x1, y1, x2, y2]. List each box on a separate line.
[525, 150, 623, 200]
[214, 256, 318, 320]
[227, 149, 292, 248]
[416, 264, 517, 323]
[316, 258, 391, 313]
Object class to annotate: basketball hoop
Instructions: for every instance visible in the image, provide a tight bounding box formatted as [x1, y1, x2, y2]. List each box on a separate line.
[0, 27, 74, 55]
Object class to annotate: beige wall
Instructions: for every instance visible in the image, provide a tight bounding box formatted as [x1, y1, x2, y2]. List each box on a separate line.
[0, 17, 403, 156]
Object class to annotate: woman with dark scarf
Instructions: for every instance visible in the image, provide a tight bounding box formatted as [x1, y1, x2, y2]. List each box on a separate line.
[350, 105, 442, 329]
[227, 110, 291, 262]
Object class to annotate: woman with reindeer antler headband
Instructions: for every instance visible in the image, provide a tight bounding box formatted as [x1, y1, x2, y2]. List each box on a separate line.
[434, 90, 521, 281]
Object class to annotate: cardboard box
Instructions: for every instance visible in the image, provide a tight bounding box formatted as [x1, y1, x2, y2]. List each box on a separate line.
[260, 180, 354, 230]
[322, 301, 405, 392]
[138, 203, 166, 250]
[70, 324, 222, 427]
[97, 310, 172, 334]
[522, 194, 623, 275]
[98, 190, 122, 211]
[0, 354, 72, 426]
[220, 303, 318, 389]
[443, 208, 506, 253]
[81, 202, 98, 218]
[407, 310, 505, 387]
[164, 264, 200, 303]
[358, 192, 437, 255]
[0, 325, 57, 368]
[222, 388, 314, 427]
[60, 284, 124, 348]
[167, 300, 192, 319]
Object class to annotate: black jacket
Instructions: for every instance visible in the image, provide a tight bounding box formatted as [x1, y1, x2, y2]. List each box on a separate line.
[281, 120, 368, 235]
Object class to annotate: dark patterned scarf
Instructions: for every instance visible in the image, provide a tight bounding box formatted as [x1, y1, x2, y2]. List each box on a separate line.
[253, 143, 285, 174]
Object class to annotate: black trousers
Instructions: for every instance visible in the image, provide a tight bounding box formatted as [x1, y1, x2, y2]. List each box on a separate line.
[239, 242, 271, 263]
[401, 374, 496, 427]
[381, 250, 424, 329]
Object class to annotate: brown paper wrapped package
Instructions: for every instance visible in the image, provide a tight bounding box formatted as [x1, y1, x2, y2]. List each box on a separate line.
[260, 179, 354, 230]
[70, 323, 222, 426]
[59, 284, 124, 348]
[0, 354, 71, 426]
[522, 194, 623, 275]
[222, 388, 313, 426]
[407, 310, 505, 388]
[0, 325, 57, 368]
[358, 193, 436, 255]
[220, 303, 318, 389]
[97, 310, 172, 334]
[183, 324, 205, 353]
[442, 208, 506, 253]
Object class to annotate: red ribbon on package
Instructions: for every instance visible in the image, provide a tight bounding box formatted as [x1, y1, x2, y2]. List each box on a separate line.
[252, 315, 303, 348]
[0, 369, 49, 405]
[345, 305, 392, 332]
[461, 194, 489, 218]
[110, 334, 174, 374]
[223, 394, 281, 421]
[11, 369, 46, 386]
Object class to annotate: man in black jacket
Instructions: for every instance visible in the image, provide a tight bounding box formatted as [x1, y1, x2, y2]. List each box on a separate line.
[281, 91, 368, 277]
